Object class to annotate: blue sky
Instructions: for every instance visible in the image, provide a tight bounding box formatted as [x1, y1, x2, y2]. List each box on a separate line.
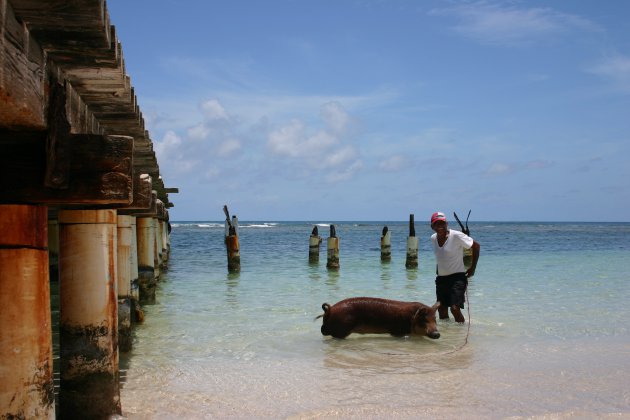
[108, 1, 630, 222]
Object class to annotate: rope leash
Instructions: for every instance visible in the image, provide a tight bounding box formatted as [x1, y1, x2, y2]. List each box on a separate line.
[443, 286, 471, 355]
[366, 289, 472, 357]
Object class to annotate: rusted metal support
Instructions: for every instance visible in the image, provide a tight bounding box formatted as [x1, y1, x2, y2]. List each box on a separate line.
[57, 209, 121, 419]
[117, 215, 133, 352]
[136, 216, 156, 302]
[326, 225, 340, 270]
[405, 214, 418, 269]
[380, 226, 391, 262]
[223, 205, 240, 273]
[0, 205, 55, 419]
[308, 225, 322, 263]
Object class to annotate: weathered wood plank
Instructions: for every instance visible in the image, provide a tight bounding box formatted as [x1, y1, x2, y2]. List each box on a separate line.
[0, 0, 46, 129]
[124, 173, 152, 210]
[119, 190, 157, 217]
[0, 130, 133, 204]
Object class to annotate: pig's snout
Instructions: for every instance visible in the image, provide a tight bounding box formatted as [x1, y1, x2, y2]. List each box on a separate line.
[428, 330, 440, 339]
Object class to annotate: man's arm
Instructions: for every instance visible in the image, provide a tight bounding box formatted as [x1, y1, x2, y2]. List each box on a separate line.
[466, 240, 480, 277]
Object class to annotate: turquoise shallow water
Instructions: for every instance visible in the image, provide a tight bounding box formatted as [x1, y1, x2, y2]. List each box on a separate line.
[119, 221, 630, 419]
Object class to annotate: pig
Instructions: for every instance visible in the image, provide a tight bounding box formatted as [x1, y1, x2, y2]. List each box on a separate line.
[316, 297, 441, 339]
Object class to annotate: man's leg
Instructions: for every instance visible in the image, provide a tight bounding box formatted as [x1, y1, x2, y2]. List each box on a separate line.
[450, 305, 465, 323]
[438, 304, 449, 319]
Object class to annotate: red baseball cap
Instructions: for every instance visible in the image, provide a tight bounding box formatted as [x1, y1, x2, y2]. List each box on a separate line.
[430, 212, 447, 225]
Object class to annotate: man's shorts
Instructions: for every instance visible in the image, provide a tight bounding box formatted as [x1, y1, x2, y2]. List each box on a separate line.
[435, 272, 468, 309]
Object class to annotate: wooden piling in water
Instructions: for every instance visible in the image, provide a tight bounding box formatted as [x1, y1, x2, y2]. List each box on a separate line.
[309, 226, 322, 263]
[0, 205, 55, 419]
[117, 215, 134, 352]
[405, 214, 418, 269]
[326, 225, 340, 270]
[224, 206, 240, 272]
[58, 209, 121, 419]
[380, 226, 391, 262]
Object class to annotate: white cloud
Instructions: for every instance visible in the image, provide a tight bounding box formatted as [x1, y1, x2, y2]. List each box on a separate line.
[322, 146, 358, 169]
[217, 138, 242, 157]
[200, 99, 230, 120]
[586, 54, 630, 94]
[483, 160, 553, 176]
[266, 102, 362, 181]
[431, 2, 600, 47]
[325, 160, 364, 183]
[378, 155, 408, 172]
[320, 101, 352, 134]
[154, 130, 202, 176]
[187, 123, 210, 140]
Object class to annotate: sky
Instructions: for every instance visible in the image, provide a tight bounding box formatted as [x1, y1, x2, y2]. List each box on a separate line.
[107, 0, 630, 222]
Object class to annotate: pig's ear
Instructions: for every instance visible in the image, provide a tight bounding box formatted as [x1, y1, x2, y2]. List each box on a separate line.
[432, 301, 440, 312]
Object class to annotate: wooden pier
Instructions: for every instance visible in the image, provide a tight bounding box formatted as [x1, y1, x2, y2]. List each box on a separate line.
[0, 1, 176, 418]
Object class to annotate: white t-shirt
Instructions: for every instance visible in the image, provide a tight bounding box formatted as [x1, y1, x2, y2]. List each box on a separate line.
[431, 229, 473, 276]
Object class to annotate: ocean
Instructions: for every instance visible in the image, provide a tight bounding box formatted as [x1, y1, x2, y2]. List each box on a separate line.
[116, 221, 630, 419]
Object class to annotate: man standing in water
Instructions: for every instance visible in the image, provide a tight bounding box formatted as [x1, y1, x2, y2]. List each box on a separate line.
[430, 212, 480, 323]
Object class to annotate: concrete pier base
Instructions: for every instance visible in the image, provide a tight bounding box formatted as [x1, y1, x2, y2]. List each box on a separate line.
[117, 215, 134, 352]
[0, 205, 55, 419]
[58, 209, 121, 419]
[137, 217, 156, 302]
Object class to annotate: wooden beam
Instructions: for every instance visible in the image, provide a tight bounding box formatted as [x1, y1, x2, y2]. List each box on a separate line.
[0, 0, 46, 129]
[0, 130, 133, 205]
[119, 190, 157, 217]
[123, 173, 152, 210]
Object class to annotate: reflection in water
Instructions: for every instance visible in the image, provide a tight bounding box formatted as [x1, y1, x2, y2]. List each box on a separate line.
[326, 268, 339, 288]
[380, 263, 391, 287]
[225, 272, 240, 305]
[405, 267, 418, 281]
[308, 262, 321, 282]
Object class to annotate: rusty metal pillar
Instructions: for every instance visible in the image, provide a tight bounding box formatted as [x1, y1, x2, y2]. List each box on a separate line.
[136, 217, 156, 302]
[58, 209, 121, 418]
[0, 205, 55, 419]
[116, 215, 133, 352]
